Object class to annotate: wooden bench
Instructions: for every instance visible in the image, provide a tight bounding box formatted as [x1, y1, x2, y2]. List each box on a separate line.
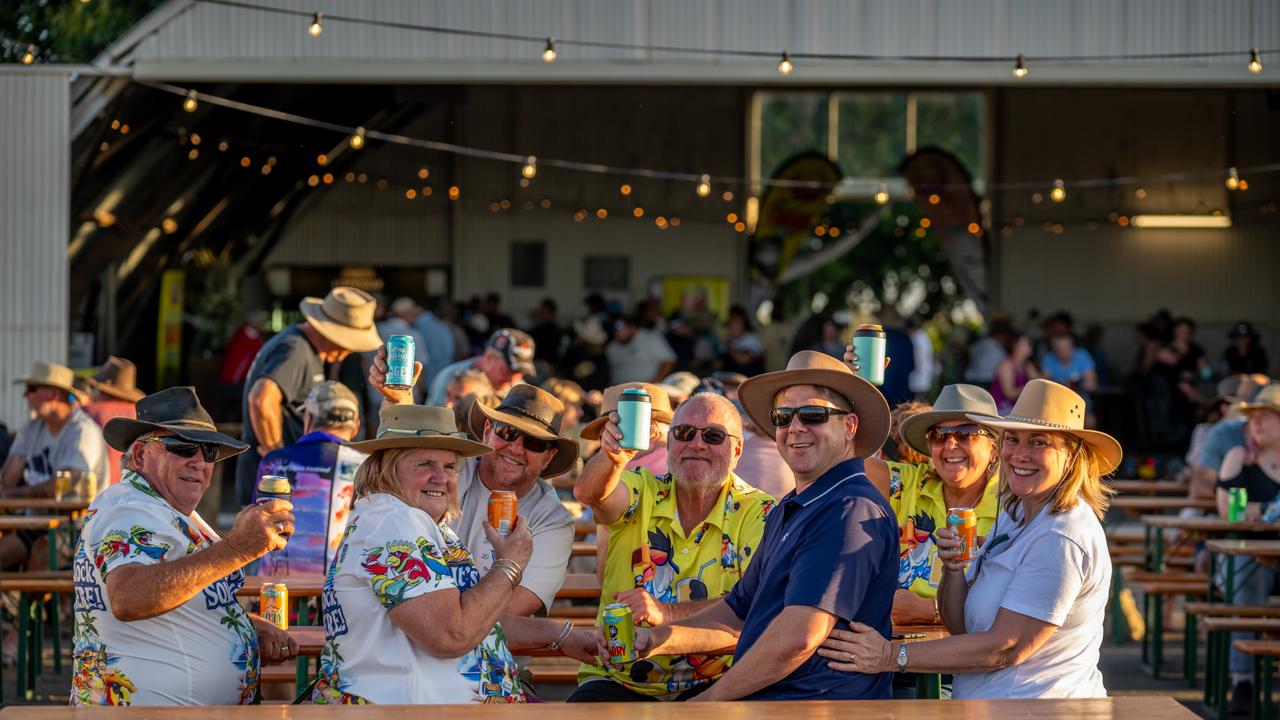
[556, 573, 602, 600]
[1231, 639, 1280, 719]
[0, 571, 73, 701]
[571, 542, 597, 557]
[1129, 579, 1210, 679]
[549, 604, 599, 618]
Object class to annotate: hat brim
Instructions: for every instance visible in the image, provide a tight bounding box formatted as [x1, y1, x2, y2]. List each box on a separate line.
[467, 402, 579, 478]
[102, 418, 249, 462]
[15, 377, 88, 404]
[1238, 401, 1280, 417]
[579, 407, 674, 441]
[898, 410, 994, 457]
[299, 298, 382, 353]
[88, 379, 145, 403]
[737, 368, 890, 458]
[346, 433, 492, 457]
[964, 413, 1123, 475]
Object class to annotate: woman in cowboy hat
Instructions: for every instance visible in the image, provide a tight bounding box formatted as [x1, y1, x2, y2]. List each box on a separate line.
[818, 379, 1120, 699]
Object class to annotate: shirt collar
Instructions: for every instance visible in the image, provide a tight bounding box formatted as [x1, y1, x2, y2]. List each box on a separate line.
[919, 469, 1001, 515]
[788, 457, 866, 507]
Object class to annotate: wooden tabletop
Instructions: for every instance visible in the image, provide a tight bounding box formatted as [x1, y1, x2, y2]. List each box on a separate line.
[238, 575, 325, 598]
[0, 497, 91, 513]
[1112, 496, 1216, 512]
[286, 625, 325, 656]
[0, 696, 1197, 718]
[1108, 480, 1189, 496]
[0, 515, 62, 532]
[1205, 539, 1280, 557]
[1140, 515, 1277, 533]
[893, 624, 950, 642]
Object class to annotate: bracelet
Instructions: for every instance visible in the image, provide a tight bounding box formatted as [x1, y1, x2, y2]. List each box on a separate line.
[492, 559, 524, 588]
[546, 619, 574, 651]
[932, 598, 942, 625]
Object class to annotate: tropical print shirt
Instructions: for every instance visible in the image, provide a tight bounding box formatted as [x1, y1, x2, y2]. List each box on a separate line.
[71, 471, 259, 706]
[578, 469, 774, 696]
[313, 493, 526, 704]
[886, 461, 1000, 599]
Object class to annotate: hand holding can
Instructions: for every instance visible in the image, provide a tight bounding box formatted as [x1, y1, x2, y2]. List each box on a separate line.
[946, 507, 978, 562]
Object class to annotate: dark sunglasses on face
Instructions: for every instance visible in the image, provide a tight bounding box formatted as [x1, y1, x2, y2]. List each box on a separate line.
[770, 405, 850, 428]
[491, 421, 554, 453]
[145, 436, 219, 462]
[670, 424, 734, 445]
[926, 424, 992, 446]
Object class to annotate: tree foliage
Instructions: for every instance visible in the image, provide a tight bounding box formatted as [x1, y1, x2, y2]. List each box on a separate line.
[2, 0, 163, 64]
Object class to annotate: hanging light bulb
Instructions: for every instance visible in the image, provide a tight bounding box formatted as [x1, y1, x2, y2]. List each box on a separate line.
[542, 38, 557, 63]
[308, 12, 324, 37]
[874, 185, 890, 205]
[1050, 179, 1066, 203]
[521, 156, 537, 179]
[21, 45, 36, 65]
[1012, 54, 1028, 79]
[182, 90, 198, 113]
[349, 127, 366, 150]
[696, 174, 711, 198]
[1248, 48, 1263, 74]
[1226, 167, 1240, 191]
[778, 51, 794, 75]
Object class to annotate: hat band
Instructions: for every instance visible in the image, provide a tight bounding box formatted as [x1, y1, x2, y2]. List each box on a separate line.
[376, 427, 469, 440]
[320, 302, 374, 332]
[495, 404, 556, 434]
[1002, 415, 1078, 431]
[155, 419, 218, 432]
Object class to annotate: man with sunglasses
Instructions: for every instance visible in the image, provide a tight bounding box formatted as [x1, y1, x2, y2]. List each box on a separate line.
[571, 392, 773, 701]
[72, 387, 297, 705]
[621, 351, 897, 701]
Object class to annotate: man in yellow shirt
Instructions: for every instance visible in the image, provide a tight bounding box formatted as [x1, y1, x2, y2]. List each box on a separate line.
[572, 392, 774, 701]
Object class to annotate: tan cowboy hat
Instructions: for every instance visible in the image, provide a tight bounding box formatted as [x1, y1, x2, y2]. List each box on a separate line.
[103, 387, 248, 461]
[298, 286, 382, 352]
[1238, 383, 1280, 417]
[580, 383, 674, 441]
[737, 350, 890, 458]
[14, 361, 87, 403]
[966, 378, 1122, 474]
[348, 405, 492, 456]
[88, 356, 145, 403]
[466, 384, 580, 477]
[898, 384, 1000, 457]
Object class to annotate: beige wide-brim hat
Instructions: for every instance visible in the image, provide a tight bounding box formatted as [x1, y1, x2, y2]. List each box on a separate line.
[966, 378, 1123, 475]
[899, 384, 1001, 457]
[1238, 383, 1280, 417]
[737, 350, 890, 458]
[88, 356, 145, 403]
[299, 286, 382, 352]
[580, 382, 675, 440]
[348, 405, 492, 457]
[14, 361, 87, 404]
[466, 384, 580, 477]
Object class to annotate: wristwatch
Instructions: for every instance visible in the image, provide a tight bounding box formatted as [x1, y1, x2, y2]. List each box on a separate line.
[896, 642, 909, 673]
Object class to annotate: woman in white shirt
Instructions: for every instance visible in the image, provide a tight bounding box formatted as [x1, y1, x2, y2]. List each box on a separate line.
[818, 379, 1119, 699]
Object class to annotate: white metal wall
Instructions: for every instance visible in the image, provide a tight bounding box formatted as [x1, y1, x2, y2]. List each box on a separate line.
[0, 73, 70, 429]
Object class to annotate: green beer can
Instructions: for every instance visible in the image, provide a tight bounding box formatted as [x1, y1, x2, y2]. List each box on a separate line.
[1227, 487, 1248, 522]
[602, 602, 636, 664]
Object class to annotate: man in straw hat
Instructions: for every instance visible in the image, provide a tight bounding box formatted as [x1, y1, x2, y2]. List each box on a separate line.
[237, 286, 382, 505]
[615, 350, 898, 700]
[71, 387, 297, 706]
[82, 356, 146, 487]
[572, 388, 773, 701]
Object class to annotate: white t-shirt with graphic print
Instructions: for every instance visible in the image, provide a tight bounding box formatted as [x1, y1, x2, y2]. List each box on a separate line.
[71, 471, 259, 706]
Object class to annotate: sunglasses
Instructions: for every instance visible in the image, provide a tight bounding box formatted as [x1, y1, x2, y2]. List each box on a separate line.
[770, 405, 850, 428]
[144, 436, 219, 462]
[925, 424, 992, 446]
[671, 424, 736, 445]
[491, 421, 554, 454]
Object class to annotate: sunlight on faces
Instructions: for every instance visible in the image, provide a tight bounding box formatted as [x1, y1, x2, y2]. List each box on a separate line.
[480, 419, 557, 493]
[928, 420, 996, 489]
[131, 431, 213, 515]
[445, 378, 489, 408]
[394, 448, 460, 521]
[23, 384, 67, 419]
[1246, 409, 1280, 447]
[477, 351, 517, 388]
[667, 395, 742, 488]
[999, 430, 1072, 508]
[772, 385, 858, 479]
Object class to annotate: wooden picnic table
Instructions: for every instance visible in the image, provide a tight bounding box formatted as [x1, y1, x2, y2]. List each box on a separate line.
[0, 516, 63, 532]
[0, 497, 91, 514]
[1112, 496, 1216, 513]
[0, 696, 1198, 717]
[556, 573, 602, 599]
[1107, 480, 1189, 496]
[1138, 515, 1275, 574]
[238, 574, 325, 599]
[1204, 538, 1280, 560]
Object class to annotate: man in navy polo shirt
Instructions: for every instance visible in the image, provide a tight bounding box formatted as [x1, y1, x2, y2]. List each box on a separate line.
[630, 351, 897, 700]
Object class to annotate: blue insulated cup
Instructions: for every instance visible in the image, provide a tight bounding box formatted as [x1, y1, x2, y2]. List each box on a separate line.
[616, 387, 652, 451]
[852, 324, 887, 386]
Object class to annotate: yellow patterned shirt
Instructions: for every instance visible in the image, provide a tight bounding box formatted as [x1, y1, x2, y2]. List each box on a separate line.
[578, 468, 774, 696]
[886, 461, 999, 599]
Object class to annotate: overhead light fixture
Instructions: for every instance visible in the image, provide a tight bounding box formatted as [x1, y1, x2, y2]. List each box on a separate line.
[1130, 215, 1232, 229]
[542, 38, 557, 63]
[1012, 54, 1028, 78]
[1248, 48, 1263, 75]
[778, 52, 794, 75]
[308, 12, 324, 37]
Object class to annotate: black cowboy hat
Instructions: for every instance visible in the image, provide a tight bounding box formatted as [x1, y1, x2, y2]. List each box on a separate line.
[103, 387, 249, 462]
[466, 384, 579, 477]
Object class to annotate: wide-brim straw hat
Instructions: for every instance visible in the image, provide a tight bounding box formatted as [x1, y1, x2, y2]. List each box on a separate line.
[298, 286, 382, 353]
[899, 384, 1001, 457]
[103, 387, 248, 461]
[580, 383, 674, 440]
[737, 350, 890, 458]
[14, 361, 88, 404]
[1238, 383, 1280, 417]
[88, 356, 145, 403]
[466, 384, 579, 477]
[966, 378, 1122, 474]
[348, 405, 492, 457]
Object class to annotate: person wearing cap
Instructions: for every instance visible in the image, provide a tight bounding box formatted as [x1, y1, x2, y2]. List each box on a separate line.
[237, 287, 382, 506]
[71, 387, 297, 705]
[660, 371, 702, 407]
[82, 356, 146, 487]
[255, 381, 366, 576]
[607, 315, 677, 385]
[618, 350, 897, 700]
[426, 329, 536, 408]
[1222, 321, 1269, 376]
[820, 378, 1119, 700]
[573, 390, 773, 701]
[444, 368, 495, 410]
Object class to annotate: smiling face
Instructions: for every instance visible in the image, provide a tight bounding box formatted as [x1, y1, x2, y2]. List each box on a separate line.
[131, 431, 214, 515]
[928, 420, 996, 490]
[999, 429, 1074, 512]
[24, 384, 68, 421]
[1246, 409, 1280, 448]
[479, 419, 557, 495]
[394, 448, 460, 521]
[773, 384, 858, 484]
[667, 395, 742, 489]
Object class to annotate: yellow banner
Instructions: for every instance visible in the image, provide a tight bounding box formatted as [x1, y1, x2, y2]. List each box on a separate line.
[156, 269, 185, 387]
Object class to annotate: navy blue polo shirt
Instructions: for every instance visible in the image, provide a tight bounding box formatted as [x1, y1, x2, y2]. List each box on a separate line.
[723, 457, 898, 700]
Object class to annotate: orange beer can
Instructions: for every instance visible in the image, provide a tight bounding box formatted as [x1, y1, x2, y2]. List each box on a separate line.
[946, 507, 978, 562]
[488, 491, 518, 537]
[261, 582, 288, 630]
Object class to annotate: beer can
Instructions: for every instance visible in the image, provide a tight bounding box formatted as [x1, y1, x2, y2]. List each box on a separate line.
[257, 474, 292, 504]
[261, 582, 289, 630]
[602, 602, 636, 664]
[385, 334, 416, 390]
[1227, 487, 1249, 522]
[488, 491, 518, 537]
[946, 507, 979, 562]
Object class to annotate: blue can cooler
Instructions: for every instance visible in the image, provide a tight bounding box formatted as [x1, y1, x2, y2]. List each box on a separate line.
[616, 387, 652, 451]
[852, 324, 887, 386]
[386, 334, 415, 390]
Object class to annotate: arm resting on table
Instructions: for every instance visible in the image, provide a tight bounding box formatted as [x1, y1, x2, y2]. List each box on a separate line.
[694, 605, 837, 701]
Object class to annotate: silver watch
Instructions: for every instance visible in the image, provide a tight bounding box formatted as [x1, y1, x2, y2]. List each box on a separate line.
[896, 642, 909, 672]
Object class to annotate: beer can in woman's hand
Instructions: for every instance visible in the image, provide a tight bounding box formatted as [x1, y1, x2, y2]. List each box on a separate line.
[946, 507, 978, 562]
[488, 491, 518, 537]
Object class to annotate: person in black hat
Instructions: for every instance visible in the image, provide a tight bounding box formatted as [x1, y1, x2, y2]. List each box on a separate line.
[1223, 321, 1269, 375]
[70, 387, 298, 706]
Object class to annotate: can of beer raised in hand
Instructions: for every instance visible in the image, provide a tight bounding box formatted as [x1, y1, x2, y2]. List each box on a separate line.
[602, 602, 636, 664]
[488, 491, 518, 537]
[261, 582, 289, 630]
[946, 507, 978, 562]
[258, 475, 293, 537]
[385, 334, 416, 390]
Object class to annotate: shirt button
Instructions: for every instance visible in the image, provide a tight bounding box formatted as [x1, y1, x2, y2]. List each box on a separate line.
[682, 549, 689, 554]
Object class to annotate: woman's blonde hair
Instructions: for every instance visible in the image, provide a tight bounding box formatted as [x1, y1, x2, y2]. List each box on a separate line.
[354, 447, 461, 522]
[998, 431, 1116, 522]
